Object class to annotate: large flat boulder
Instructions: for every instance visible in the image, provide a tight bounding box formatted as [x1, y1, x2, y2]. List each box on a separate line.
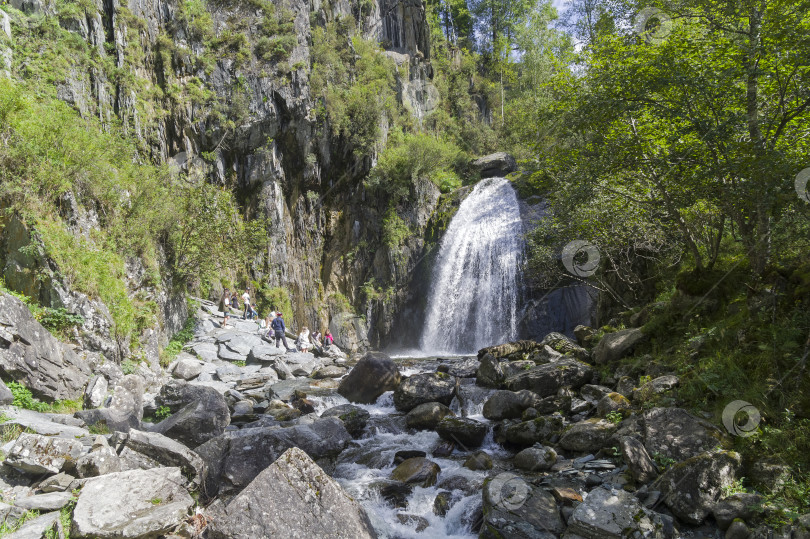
[593, 327, 646, 364]
[4, 432, 85, 475]
[111, 429, 206, 487]
[196, 417, 351, 497]
[205, 447, 376, 538]
[337, 352, 400, 404]
[566, 486, 672, 538]
[71, 467, 194, 538]
[481, 473, 564, 537]
[0, 292, 91, 401]
[505, 358, 594, 397]
[393, 372, 455, 412]
[559, 419, 618, 453]
[152, 380, 230, 447]
[483, 390, 542, 421]
[74, 374, 144, 432]
[642, 407, 729, 462]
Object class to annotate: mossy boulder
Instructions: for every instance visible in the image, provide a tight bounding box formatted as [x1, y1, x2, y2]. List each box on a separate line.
[559, 419, 618, 453]
[393, 372, 455, 412]
[502, 416, 564, 446]
[436, 417, 488, 448]
[391, 457, 441, 487]
[405, 402, 455, 430]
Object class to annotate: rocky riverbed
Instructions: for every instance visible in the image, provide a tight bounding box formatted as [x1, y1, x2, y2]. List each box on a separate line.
[0, 294, 806, 538]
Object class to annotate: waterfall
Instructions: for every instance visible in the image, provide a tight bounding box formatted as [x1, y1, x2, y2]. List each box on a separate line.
[419, 177, 524, 355]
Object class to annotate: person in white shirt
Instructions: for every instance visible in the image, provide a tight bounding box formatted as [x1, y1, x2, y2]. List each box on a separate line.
[297, 327, 311, 353]
[242, 289, 256, 320]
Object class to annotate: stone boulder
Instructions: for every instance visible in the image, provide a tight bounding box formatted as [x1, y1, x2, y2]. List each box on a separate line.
[476, 353, 505, 388]
[483, 390, 542, 421]
[593, 327, 646, 364]
[478, 340, 541, 360]
[329, 312, 371, 352]
[538, 332, 590, 361]
[83, 375, 108, 409]
[642, 407, 729, 462]
[75, 374, 144, 432]
[566, 486, 673, 538]
[393, 372, 455, 412]
[172, 356, 203, 380]
[391, 457, 441, 487]
[4, 432, 85, 475]
[481, 473, 564, 537]
[653, 450, 742, 525]
[559, 419, 618, 453]
[320, 404, 370, 437]
[152, 382, 230, 448]
[596, 392, 631, 417]
[619, 436, 658, 484]
[312, 365, 347, 379]
[436, 417, 488, 448]
[405, 402, 454, 430]
[12, 491, 74, 511]
[205, 447, 376, 539]
[514, 445, 557, 472]
[633, 375, 679, 402]
[473, 152, 517, 178]
[75, 446, 122, 478]
[337, 352, 400, 404]
[502, 417, 564, 446]
[712, 492, 764, 530]
[0, 378, 12, 405]
[5, 512, 63, 538]
[0, 292, 92, 401]
[71, 467, 194, 538]
[505, 358, 594, 397]
[111, 430, 206, 487]
[196, 417, 351, 497]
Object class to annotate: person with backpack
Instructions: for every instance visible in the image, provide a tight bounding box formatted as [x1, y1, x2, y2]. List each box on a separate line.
[271, 312, 293, 351]
[242, 289, 256, 320]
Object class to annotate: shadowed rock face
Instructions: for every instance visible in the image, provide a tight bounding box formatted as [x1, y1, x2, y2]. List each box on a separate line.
[0, 292, 91, 401]
[338, 352, 401, 404]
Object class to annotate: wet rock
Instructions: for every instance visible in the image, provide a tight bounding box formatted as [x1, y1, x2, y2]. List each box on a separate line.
[321, 404, 370, 437]
[593, 327, 646, 364]
[436, 417, 488, 448]
[71, 467, 194, 538]
[5, 433, 84, 475]
[473, 152, 517, 178]
[464, 450, 493, 471]
[393, 372, 455, 412]
[393, 450, 426, 465]
[514, 445, 557, 472]
[476, 353, 505, 388]
[396, 513, 429, 532]
[337, 352, 400, 404]
[206, 447, 376, 538]
[405, 402, 454, 430]
[596, 392, 631, 417]
[619, 436, 658, 484]
[505, 358, 594, 397]
[643, 407, 729, 462]
[713, 492, 764, 530]
[482, 390, 542, 421]
[391, 457, 441, 487]
[633, 375, 679, 402]
[433, 490, 451, 516]
[502, 416, 564, 446]
[653, 450, 742, 524]
[379, 482, 413, 508]
[566, 486, 672, 538]
[447, 358, 479, 378]
[481, 474, 564, 538]
[0, 292, 92, 401]
[559, 419, 618, 453]
[432, 439, 455, 457]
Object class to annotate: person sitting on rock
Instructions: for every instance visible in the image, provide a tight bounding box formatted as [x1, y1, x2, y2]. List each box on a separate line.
[271, 312, 293, 351]
[310, 330, 323, 355]
[324, 330, 334, 350]
[297, 327, 311, 353]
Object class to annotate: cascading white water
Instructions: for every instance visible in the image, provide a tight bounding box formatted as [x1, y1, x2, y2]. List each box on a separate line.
[419, 177, 524, 355]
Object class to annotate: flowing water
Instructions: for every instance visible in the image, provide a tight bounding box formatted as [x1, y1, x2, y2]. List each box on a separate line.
[309, 358, 499, 539]
[419, 177, 525, 355]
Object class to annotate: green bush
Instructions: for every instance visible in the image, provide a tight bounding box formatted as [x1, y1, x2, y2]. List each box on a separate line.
[382, 209, 411, 250]
[160, 316, 196, 367]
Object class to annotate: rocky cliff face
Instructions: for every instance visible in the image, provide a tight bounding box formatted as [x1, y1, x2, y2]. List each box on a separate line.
[1, 0, 446, 351]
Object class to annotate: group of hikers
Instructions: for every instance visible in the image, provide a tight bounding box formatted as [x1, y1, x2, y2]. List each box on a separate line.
[219, 288, 335, 354]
